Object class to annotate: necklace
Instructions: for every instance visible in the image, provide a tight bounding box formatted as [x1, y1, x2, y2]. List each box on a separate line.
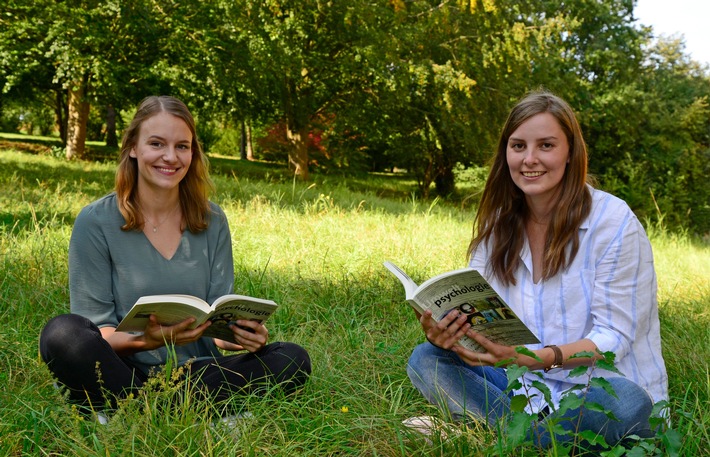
[142, 203, 180, 233]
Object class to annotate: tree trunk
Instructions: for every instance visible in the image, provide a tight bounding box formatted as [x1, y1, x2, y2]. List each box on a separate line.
[434, 150, 456, 197]
[240, 119, 247, 160]
[246, 121, 254, 161]
[286, 123, 309, 180]
[434, 163, 456, 197]
[54, 89, 67, 145]
[66, 79, 90, 160]
[105, 104, 118, 147]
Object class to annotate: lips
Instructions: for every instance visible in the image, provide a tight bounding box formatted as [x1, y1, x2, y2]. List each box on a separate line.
[522, 171, 545, 177]
[155, 166, 179, 174]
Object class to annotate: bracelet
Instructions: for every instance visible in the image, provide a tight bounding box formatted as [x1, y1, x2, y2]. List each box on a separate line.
[544, 344, 564, 373]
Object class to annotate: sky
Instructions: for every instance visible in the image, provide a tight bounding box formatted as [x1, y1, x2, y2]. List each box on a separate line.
[634, 0, 710, 65]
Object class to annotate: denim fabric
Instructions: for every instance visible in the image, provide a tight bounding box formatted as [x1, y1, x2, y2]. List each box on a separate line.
[407, 342, 654, 447]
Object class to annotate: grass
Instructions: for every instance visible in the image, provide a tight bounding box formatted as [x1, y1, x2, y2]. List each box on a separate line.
[1, 143, 708, 456]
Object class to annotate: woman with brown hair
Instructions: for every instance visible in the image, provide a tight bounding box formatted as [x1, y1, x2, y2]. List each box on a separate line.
[406, 91, 667, 447]
[40, 96, 310, 418]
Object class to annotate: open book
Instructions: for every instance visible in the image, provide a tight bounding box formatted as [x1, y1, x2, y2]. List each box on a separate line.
[115, 294, 278, 342]
[384, 261, 539, 353]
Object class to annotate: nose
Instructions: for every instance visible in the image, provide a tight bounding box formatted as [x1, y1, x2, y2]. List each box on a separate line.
[162, 146, 178, 161]
[522, 148, 538, 166]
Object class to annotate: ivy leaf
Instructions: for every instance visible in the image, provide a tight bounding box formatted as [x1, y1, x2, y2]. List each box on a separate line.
[661, 428, 683, 457]
[509, 394, 529, 413]
[583, 401, 619, 421]
[568, 365, 590, 378]
[531, 380, 553, 406]
[589, 377, 619, 399]
[594, 359, 622, 375]
[577, 429, 609, 448]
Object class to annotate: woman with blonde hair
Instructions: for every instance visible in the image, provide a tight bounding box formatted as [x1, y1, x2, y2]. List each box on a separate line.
[40, 96, 310, 417]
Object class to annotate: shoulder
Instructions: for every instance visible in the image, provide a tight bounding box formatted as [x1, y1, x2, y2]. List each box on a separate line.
[75, 193, 121, 225]
[584, 187, 637, 229]
[207, 201, 228, 223]
[204, 201, 231, 236]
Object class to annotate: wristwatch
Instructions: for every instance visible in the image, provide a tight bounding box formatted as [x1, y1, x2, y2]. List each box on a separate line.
[544, 344, 564, 373]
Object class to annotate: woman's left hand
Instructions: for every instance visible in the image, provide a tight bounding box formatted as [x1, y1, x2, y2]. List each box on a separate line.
[452, 330, 520, 367]
[214, 319, 269, 353]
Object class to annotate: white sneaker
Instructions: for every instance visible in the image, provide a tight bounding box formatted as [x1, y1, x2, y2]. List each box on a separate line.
[210, 412, 253, 439]
[94, 412, 109, 425]
[402, 415, 449, 440]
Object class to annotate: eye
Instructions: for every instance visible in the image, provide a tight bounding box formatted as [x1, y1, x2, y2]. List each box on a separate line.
[509, 142, 525, 151]
[149, 141, 163, 148]
[177, 144, 191, 151]
[540, 142, 554, 150]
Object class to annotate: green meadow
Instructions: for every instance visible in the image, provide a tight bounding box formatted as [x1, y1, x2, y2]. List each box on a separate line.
[1, 146, 708, 456]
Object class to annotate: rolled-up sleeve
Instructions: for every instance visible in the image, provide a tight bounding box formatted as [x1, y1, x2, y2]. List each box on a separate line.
[585, 210, 648, 359]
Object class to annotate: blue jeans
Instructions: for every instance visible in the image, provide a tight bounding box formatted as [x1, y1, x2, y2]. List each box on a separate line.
[407, 343, 655, 447]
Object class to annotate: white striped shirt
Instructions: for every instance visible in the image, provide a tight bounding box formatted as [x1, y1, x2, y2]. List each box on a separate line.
[470, 187, 668, 410]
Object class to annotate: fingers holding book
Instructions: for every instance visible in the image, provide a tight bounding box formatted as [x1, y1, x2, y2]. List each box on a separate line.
[228, 319, 269, 353]
[144, 315, 212, 348]
[421, 309, 471, 351]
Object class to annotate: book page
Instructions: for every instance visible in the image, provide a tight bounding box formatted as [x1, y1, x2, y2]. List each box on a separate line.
[383, 261, 418, 299]
[116, 297, 211, 333]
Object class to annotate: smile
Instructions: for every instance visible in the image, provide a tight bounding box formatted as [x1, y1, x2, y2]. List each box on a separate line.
[155, 167, 178, 173]
[522, 171, 545, 177]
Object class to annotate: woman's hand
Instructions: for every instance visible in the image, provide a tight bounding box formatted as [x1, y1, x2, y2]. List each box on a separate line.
[420, 309, 471, 350]
[451, 330, 522, 367]
[142, 315, 211, 350]
[214, 319, 268, 353]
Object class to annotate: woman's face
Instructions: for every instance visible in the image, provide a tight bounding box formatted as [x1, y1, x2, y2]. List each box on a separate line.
[130, 112, 193, 193]
[506, 112, 570, 207]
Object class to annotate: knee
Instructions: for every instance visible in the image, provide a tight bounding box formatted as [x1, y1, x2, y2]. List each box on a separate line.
[407, 342, 448, 390]
[609, 378, 653, 425]
[269, 342, 311, 390]
[586, 377, 654, 439]
[39, 314, 98, 365]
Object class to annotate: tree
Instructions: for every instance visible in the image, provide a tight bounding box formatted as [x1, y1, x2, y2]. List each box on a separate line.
[1, 0, 172, 158]
[203, 0, 392, 180]
[342, 0, 563, 197]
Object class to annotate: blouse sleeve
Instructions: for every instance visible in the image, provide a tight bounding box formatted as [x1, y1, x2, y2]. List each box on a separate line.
[584, 208, 657, 361]
[68, 204, 119, 327]
[205, 204, 235, 303]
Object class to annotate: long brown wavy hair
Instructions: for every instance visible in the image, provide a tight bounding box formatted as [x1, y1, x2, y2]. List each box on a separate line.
[467, 91, 592, 285]
[115, 96, 214, 233]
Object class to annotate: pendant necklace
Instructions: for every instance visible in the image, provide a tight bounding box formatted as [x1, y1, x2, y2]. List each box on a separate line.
[143, 203, 180, 233]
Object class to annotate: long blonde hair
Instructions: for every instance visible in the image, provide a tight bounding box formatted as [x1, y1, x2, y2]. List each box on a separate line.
[467, 91, 592, 285]
[115, 96, 214, 233]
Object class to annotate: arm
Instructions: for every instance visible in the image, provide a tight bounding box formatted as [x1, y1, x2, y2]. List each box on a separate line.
[451, 333, 600, 370]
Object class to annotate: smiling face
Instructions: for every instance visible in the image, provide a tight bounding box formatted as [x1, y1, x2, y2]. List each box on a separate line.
[129, 111, 193, 194]
[506, 112, 570, 208]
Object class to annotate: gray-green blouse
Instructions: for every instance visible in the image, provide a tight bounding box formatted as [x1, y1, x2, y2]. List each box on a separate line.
[68, 192, 234, 376]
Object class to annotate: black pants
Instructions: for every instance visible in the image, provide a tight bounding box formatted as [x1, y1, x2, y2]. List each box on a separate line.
[39, 314, 311, 409]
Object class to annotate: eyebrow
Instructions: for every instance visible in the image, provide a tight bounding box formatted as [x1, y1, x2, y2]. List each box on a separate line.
[146, 135, 191, 144]
[508, 136, 559, 142]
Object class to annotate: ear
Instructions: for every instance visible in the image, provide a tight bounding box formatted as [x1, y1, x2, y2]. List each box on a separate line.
[129, 147, 137, 158]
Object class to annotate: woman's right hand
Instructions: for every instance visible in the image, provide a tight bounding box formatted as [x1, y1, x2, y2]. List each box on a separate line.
[420, 309, 471, 350]
[142, 315, 211, 350]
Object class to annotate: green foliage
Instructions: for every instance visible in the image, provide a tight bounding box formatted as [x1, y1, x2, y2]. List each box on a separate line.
[498, 351, 683, 456]
[1, 1, 709, 232]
